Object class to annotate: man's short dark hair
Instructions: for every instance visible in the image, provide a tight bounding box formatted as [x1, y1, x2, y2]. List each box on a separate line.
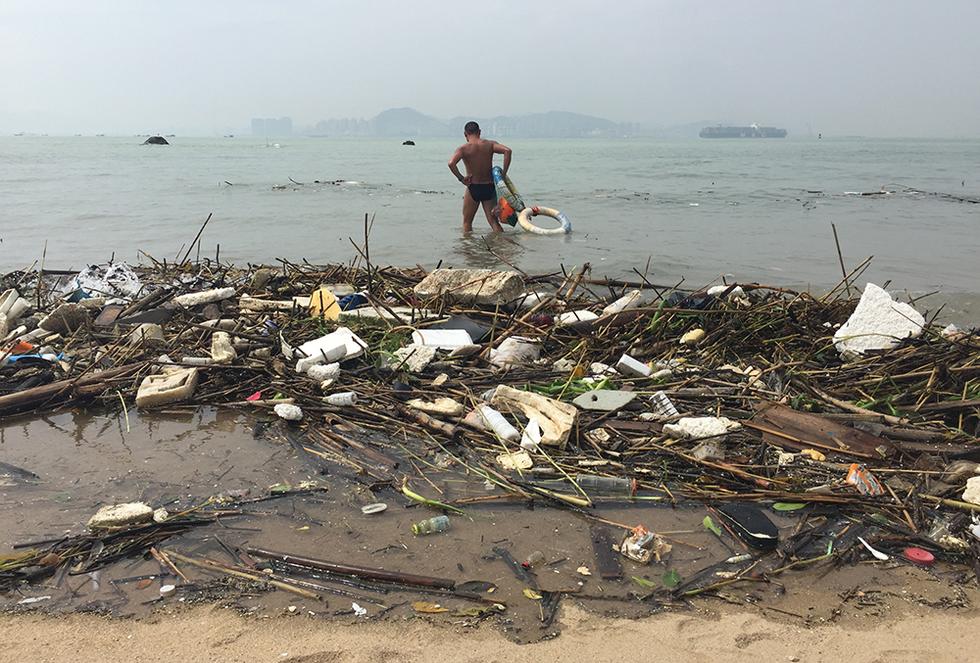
[464, 121, 480, 135]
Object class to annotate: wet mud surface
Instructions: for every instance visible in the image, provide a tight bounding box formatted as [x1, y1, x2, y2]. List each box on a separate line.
[1, 407, 975, 642]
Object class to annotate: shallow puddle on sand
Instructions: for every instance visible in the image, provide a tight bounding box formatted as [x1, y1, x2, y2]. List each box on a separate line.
[0, 408, 972, 642]
[0, 408, 309, 543]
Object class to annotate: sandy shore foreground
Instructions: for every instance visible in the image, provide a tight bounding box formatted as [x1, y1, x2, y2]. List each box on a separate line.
[1, 604, 976, 663]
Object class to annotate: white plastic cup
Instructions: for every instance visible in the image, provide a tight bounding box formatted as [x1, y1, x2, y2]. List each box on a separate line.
[5, 297, 31, 322]
[324, 391, 358, 406]
[0, 289, 20, 316]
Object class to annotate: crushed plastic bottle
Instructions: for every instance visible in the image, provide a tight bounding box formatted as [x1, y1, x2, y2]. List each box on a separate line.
[649, 391, 679, 418]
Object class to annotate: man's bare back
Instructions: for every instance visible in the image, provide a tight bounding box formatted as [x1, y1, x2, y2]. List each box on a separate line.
[448, 121, 512, 232]
[456, 139, 496, 184]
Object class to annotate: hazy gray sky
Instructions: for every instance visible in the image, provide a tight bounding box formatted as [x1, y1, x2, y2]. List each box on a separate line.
[2, 0, 978, 136]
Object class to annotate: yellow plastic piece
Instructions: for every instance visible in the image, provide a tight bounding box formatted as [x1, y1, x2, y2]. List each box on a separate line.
[308, 287, 341, 320]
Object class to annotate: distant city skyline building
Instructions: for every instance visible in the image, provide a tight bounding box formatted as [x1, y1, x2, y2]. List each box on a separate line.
[313, 117, 371, 136]
[250, 117, 293, 137]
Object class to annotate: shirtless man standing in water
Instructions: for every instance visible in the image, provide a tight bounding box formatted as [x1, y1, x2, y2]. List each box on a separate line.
[447, 121, 512, 232]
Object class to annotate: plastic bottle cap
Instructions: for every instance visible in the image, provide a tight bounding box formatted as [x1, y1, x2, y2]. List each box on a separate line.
[902, 547, 935, 566]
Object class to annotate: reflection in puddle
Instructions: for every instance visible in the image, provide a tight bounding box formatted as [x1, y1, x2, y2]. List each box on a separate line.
[450, 231, 528, 270]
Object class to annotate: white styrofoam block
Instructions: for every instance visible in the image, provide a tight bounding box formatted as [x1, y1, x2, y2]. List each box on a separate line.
[663, 416, 741, 440]
[963, 476, 980, 506]
[293, 327, 367, 373]
[173, 287, 236, 307]
[411, 329, 473, 349]
[88, 502, 154, 528]
[833, 283, 924, 358]
[274, 403, 304, 421]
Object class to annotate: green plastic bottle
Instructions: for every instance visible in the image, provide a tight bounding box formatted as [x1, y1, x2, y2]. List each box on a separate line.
[412, 515, 450, 535]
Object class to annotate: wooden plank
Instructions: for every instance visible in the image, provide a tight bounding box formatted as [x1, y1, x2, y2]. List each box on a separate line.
[752, 402, 895, 458]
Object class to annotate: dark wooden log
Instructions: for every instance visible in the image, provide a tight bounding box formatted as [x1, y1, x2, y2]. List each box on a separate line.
[0, 362, 145, 415]
[245, 547, 456, 590]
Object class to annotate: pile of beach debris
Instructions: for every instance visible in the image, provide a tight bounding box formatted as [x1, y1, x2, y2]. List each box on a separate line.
[2, 254, 979, 610]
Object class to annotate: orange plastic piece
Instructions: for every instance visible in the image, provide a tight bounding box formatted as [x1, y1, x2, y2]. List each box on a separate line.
[846, 463, 884, 496]
[10, 340, 34, 354]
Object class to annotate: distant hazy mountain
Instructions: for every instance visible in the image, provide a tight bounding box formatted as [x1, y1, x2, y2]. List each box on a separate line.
[449, 111, 636, 138]
[372, 107, 451, 137]
[311, 107, 635, 138]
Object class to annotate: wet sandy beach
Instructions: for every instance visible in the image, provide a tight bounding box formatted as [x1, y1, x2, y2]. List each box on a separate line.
[2, 602, 978, 663]
[1, 408, 976, 655]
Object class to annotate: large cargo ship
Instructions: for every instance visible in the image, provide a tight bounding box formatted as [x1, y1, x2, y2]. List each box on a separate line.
[699, 124, 787, 138]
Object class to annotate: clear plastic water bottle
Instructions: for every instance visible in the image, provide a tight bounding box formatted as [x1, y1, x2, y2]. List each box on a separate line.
[574, 474, 637, 496]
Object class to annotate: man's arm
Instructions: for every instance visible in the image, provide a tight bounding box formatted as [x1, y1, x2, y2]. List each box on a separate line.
[493, 142, 513, 175]
[448, 147, 469, 184]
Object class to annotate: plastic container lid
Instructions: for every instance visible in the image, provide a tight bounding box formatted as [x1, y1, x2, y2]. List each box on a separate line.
[902, 547, 935, 566]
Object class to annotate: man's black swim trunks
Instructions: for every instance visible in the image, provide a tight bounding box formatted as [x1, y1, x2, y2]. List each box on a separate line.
[467, 182, 496, 202]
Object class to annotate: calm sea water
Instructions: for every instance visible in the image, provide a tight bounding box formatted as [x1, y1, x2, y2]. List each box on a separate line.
[1, 135, 977, 318]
